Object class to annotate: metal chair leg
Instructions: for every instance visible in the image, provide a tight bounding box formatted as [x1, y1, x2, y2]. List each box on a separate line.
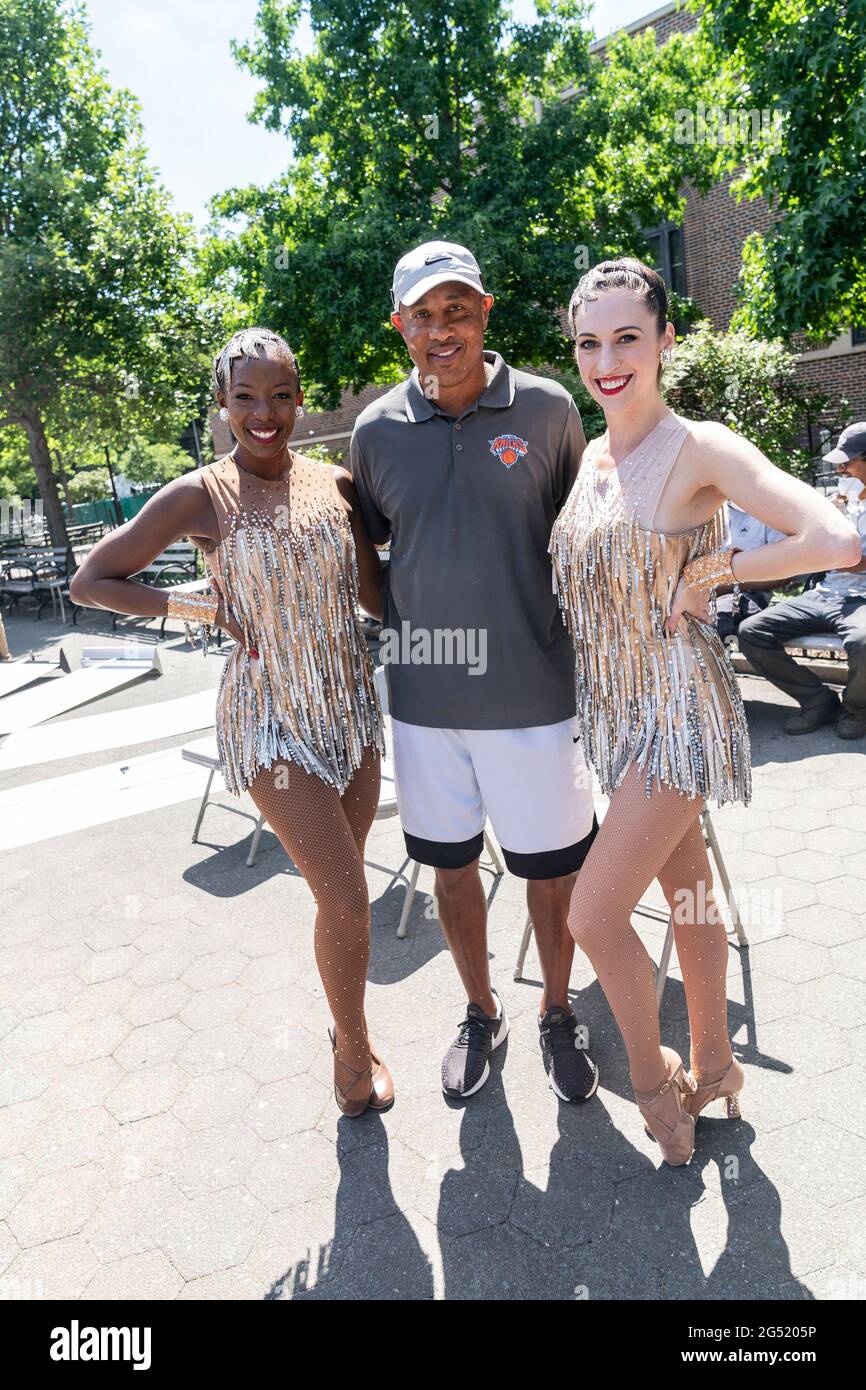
[246, 813, 266, 867]
[191, 770, 215, 843]
[514, 910, 534, 981]
[702, 809, 748, 946]
[397, 860, 422, 940]
[512, 811, 745, 1002]
[655, 915, 675, 1007]
[482, 829, 505, 875]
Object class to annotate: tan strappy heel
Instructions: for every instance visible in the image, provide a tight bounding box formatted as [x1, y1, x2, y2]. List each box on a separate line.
[684, 1057, 744, 1120]
[328, 1027, 395, 1117]
[328, 1027, 373, 1117]
[635, 1053, 697, 1166]
[367, 1042, 395, 1113]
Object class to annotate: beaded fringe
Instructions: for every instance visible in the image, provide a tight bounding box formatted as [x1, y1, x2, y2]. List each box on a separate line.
[550, 509, 752, 808]
[213, 508, 384, 798]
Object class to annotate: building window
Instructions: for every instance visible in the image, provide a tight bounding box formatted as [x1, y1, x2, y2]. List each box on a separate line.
[852, 325, 866, 347]
[643, 222, 687, 298]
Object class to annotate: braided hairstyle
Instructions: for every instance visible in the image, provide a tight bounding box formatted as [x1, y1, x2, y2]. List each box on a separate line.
[568, 258, 670, 383]
[212, 327, 301, 401]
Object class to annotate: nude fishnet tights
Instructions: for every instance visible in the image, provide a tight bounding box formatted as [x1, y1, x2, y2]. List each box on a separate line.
[568, 762, 735, 1094]
[247, 747, 381, 1079]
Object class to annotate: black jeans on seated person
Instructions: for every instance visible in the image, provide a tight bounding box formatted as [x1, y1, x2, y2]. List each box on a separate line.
[737, 591, 866, 715]
[714, 589, 770, 644]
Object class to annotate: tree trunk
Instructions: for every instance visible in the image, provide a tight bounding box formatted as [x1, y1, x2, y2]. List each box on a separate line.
[22, 411, 69, 548]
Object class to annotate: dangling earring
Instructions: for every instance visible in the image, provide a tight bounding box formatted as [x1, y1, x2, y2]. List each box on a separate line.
[660, 347, 673, 366]
[295, 405, 304, 418]
[219, 406, 229, 421]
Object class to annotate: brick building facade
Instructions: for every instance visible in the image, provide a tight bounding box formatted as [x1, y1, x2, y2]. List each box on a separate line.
[594, 2, 866, 451]
[211, 0, 865, 462]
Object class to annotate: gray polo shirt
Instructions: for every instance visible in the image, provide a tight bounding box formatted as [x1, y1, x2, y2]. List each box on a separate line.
[349, 350, 585, 729]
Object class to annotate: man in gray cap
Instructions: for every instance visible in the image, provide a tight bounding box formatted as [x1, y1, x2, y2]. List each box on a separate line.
[350, 239, 600, 1104]
[738, 422, 866, 738]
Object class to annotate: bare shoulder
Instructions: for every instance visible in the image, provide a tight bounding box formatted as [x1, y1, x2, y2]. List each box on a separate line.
[678, 416, 768, 472]
[139, 470, 207, 513]
[142, 469, 220, 543]
[162, 468, 216, 509]
[165, 467, 212, 494]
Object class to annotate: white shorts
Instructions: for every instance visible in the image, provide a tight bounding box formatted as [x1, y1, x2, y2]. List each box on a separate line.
[391, 716, 598, 879]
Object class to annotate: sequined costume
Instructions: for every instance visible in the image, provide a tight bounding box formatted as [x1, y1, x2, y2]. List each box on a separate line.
[549, 413, 751, 806]
[197, 452, 384, 797]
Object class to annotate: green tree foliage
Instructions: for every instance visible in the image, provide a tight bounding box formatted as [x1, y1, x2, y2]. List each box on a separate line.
[0, 426, 31, 499]
[116, 439, 195, 487]
[66, 466, 112, 504]
[0, 0, 220, 543]
[696, 0, 866, 339]
[203, 1, 723, 405]
[662, 320, 836, 478]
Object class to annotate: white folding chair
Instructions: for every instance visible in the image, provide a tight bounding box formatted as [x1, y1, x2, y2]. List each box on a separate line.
[513, 803, 749, 1004]
[182, 736, 265, 867]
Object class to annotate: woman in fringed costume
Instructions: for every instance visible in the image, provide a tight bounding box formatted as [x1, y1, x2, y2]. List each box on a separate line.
[70, 329, 392, 1119]
[549, 261, 860, 1165]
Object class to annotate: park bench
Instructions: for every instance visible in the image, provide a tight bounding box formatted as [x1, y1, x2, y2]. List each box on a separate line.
[0, 545, 73, 620]
[70, 541, 224, 644]
[0, 522, 105, 621]
[730, 630, 848, 686]
[71, 541, 198, 629]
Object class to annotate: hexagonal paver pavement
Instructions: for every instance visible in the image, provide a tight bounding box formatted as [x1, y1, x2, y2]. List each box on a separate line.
[2, 633, 866, 1301]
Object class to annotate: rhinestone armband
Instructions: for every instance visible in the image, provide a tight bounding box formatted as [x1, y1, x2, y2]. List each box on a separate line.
[682, 547, 741, 624]
[166, 590, 219, 657]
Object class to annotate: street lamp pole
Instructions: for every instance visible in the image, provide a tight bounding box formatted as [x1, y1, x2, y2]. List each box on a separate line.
[104, 446, 124, 527]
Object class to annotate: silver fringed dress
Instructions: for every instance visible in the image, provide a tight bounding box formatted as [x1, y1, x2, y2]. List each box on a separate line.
[549, 413, 751, 806]
[197, 451, 384, 797]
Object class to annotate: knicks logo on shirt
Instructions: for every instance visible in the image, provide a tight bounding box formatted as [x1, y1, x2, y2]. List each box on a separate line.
[488, 433, 528, 468]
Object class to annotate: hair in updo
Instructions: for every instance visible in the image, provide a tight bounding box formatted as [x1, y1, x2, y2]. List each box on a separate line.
[212, 327, 301, 400]
[568, 258, 669, 383]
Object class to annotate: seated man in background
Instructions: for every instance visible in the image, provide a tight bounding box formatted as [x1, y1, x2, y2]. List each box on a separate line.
[737, 423, 866, 739]
[715, 501, 788, 643]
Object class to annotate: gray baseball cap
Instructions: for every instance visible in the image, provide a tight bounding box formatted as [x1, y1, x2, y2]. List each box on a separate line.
[824, 422, 866, 465]
[391, 240, 487, 309]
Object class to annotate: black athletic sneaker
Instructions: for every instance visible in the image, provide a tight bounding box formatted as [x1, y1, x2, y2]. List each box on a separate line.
[441, 991, 509, 1098]
[539, 1006, 599, 1102]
